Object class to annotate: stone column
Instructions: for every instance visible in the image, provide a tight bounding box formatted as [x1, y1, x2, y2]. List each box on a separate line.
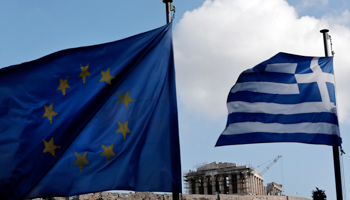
[238, 174, 241, 194]
[249, 175, 253, 194]
[251, 174, 255, 194]
[242, 173, 246, 194]
[255, 177, 258, 195]
[262, 180, 265, 195]
[195, 177, 200, 194]
[219, 175, 225, 194]
[228, 175, 233, 194]
[245, 174, 249, 194]
[203, 177, 208, 195]
[188, 178, 193, 194]
[259, 179, 262, 195]
[212, 175, 216, 194]
[253, 177, 256, 194]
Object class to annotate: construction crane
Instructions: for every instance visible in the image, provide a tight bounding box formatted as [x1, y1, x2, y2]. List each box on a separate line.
[259, 155, 282, 175]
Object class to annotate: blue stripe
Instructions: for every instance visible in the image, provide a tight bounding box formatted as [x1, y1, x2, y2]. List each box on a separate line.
[228, 83, 322, 104]
[326, 82, 336, 105]
[215, 132, 342, 146]
[226, 112, 338, 126]
[228, 82, 336, 105]
[237, 72, 296, 84]
[227, 91, 318, 104]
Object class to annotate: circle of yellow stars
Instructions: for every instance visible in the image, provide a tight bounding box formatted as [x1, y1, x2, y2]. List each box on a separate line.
[41, 64, 136, 173]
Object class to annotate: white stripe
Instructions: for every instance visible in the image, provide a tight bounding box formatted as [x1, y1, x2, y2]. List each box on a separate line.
[265, 63, 297, 74]
[227, 101, 337, 114]
[231, 82, 299, 94]
[222, 122, 339, 135]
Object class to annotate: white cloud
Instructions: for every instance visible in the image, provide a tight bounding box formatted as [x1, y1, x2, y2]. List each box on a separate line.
[322, 10, 350, 26]
[173, 0, 350, 123]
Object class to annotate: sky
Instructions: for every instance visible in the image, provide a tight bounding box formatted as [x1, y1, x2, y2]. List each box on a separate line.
[0, 0, 350, 199]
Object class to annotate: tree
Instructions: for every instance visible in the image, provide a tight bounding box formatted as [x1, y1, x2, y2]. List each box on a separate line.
[312, 187, 327, 200]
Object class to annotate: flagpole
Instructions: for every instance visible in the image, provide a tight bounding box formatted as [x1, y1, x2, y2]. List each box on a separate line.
[163, 0, 173, 24]
[320, 29, 343, 200]
[163, 1, 179, 199]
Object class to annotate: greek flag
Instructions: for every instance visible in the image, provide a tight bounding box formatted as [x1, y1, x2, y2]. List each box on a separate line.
[216, 52, 342, 147]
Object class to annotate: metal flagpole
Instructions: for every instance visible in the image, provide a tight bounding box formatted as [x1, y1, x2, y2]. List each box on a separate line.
[163, 0, 173, 24]
[320, 29, 343, 200]
[162, 1, 179, 199]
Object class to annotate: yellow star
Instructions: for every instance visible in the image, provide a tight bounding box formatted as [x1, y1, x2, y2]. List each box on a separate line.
[72, 152, 90, 173]
[100, 144, 116, 164]
[116, 91, 134, 109]
[78, 64, 91, 84]
[116, 120, 131, 140]
[42, 103, 58, 125]
[99, 68, 115, 85]
[56, 76, 71, 96]
[43, 137, 61, 158]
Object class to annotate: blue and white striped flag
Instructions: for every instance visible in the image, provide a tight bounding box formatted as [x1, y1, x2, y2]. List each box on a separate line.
[216, 52, 342, 147]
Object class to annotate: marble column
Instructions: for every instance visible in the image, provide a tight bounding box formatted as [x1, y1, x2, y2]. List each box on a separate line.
[219, 175, 225, 194]
[237, 174, 241, 193]
[255, 177, 259, 195]
[203, 177, 208, 195]
[253, 176, 256, 194]
[188, 178, 193, 194]
[212, 175, 216, 194]
[195, 177, 200, 194]
[242, 174, 246, 193]
[228, 175, 233, 194]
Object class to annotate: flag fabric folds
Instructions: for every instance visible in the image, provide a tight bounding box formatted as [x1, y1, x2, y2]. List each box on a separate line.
[216, 52, 342, 147]
[0, 22, 181, 200]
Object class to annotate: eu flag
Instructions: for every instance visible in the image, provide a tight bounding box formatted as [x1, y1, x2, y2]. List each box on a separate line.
[216, 52, 341, 147]
[0, 22, 181, 200]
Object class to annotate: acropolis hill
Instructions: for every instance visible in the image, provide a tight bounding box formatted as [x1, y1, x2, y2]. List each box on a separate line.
[33, 192, 310, 200]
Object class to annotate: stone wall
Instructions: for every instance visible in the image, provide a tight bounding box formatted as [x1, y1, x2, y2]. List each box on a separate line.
[34, 192, 310, 200]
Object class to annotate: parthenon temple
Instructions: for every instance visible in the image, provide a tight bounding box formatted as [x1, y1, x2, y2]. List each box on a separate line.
[184, 162, 282, 196]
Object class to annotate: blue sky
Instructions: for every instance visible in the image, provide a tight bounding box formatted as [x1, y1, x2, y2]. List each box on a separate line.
[1, 0, 350, 199]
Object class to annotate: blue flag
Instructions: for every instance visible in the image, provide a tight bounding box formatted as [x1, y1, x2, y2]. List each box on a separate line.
[0, 23, 181, 200]
[216, 52, 342, 147]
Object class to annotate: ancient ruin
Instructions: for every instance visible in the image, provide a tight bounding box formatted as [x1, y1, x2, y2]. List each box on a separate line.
[184, 162, 282, 196]
[33, 192, 311, 200]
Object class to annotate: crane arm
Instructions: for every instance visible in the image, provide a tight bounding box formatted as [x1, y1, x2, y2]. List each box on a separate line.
[260, 155, 282, 175]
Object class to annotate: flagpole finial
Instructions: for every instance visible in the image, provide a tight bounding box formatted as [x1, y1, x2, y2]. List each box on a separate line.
[320, 29, 329, 33]
[163, 0, 175, 24]
[320, 29, 330, 57]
